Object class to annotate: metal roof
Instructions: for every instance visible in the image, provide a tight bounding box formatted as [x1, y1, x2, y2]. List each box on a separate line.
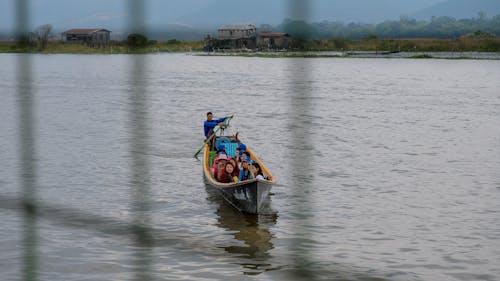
[218, 24, 256, 31]
[62, 29, 111, 35]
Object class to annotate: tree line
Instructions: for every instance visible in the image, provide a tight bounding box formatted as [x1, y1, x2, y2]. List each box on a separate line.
[276, 13, 500, 40]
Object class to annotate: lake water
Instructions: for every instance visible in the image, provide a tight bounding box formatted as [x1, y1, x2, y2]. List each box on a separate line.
[1, 53, 500, 281]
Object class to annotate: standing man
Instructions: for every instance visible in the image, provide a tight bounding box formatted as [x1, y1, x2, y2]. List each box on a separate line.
[204, 112, 231, 138]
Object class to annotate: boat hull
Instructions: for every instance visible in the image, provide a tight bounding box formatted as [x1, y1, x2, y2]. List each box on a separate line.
[204, 176, 272, 214]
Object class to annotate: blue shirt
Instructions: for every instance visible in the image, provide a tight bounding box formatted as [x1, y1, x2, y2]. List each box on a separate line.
[204, 117, 227, 138]
[238, 169, 254, 181]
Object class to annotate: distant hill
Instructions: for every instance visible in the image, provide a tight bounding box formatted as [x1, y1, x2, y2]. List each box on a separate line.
[1, 0, 443, 32]
[175, 0, 443, 25]
[412, 0, 500, 20]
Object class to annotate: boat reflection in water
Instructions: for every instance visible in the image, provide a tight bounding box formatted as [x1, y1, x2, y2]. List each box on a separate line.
[205, 186, 278, 275]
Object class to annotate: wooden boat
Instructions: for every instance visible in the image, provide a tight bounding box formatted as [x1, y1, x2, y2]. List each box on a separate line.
[202, 134, 276, 214]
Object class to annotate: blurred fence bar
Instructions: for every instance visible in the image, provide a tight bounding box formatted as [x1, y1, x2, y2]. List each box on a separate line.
[16, 0, 39, 280]
[286, 0, 316, 278]
[127, 1, 153, 280]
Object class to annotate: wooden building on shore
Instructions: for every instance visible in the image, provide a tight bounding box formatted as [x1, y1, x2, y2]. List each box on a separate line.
[205, 24, 290, 51]
[205, 24, 258, 51]
[257, 33, 290, 50]
[61, 29, 111, 47]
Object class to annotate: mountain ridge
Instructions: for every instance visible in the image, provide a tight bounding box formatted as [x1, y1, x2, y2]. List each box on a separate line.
[412, 0, 500, 20]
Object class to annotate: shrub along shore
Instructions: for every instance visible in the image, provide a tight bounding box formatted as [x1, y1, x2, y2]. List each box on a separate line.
[1, 34, 499, 57]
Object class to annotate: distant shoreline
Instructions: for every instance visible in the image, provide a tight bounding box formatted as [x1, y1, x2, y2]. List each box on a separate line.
[195, 51, 500, 60]
[1, 36, 499, 60]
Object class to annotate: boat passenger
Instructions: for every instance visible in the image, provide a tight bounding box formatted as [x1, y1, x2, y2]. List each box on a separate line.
[234, 143, 246, 163]
[234, 147, 241, 161]
[210, 144, 227, 174]
[212, 154, 229, 178]
[251, 162, 267, 180]
[229, 158, 240, 178]
[214, 154, 229, 180]
[238, 156, 255, 181]
[204, 112, 231, 138]
[237, 151, 250, 168]
[219, 162, 236, 183]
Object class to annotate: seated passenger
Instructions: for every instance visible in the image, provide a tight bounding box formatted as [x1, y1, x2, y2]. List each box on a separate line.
[238, 156, 255, 181]
[234, 147, 241, 162]
[229, 158, 240, 179]
[251, 162, 267, 180]
[212, 154, 229, 179]
[234, 143, 246, 163]
[219, 162, 236, 183]
[237, 151, 250, 170]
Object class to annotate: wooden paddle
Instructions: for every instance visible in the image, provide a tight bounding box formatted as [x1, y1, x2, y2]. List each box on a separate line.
[193, 115, 233, 158]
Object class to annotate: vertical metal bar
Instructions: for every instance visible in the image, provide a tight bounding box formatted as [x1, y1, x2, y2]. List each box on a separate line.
[129, 55, 154, 281]
[288, 0, 311, 22]
[128, 0, 146, 36]
[287, 0, 315, 278]
[127, 1, 153, 280]
[19, 55, 38, 281]
[16, 0, 38, 280]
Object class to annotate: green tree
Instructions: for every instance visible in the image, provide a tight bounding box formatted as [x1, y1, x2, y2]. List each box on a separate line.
[34, 24, 52, 51]
[282, 19, 313, 40]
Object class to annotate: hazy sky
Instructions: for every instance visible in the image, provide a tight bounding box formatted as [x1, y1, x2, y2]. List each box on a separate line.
[0, 0, 482, 32]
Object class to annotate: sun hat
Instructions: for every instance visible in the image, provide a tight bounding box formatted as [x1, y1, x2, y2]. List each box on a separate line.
[215, 154, 229, 163]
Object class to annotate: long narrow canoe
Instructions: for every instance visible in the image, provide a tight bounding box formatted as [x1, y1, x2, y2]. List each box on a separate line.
[202, 136, 276, 214]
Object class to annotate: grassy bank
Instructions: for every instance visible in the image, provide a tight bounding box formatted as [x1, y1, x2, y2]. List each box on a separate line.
[290, 35, 500, 52]
[0, 40, 205, 54]
[1, 35, 499, 54]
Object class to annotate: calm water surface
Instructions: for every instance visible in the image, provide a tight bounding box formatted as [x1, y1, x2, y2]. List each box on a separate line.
[1, 53, 499, 281]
